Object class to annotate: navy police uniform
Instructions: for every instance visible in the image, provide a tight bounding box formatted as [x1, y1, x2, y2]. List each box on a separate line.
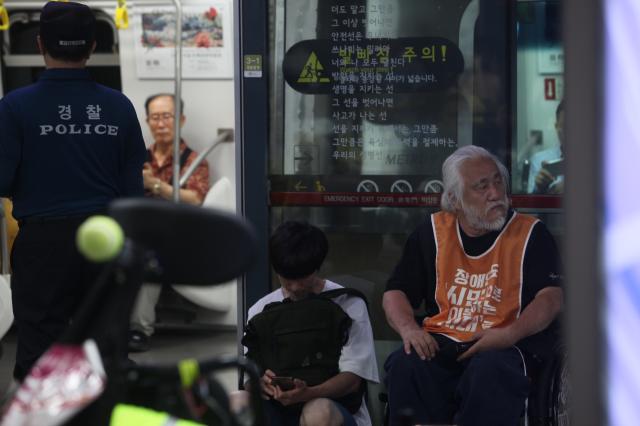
[0, 1, 146, 380]
[0, 69, 146, 218]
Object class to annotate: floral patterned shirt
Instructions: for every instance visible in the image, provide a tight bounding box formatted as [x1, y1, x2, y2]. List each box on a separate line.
[146, 140, 210, 202]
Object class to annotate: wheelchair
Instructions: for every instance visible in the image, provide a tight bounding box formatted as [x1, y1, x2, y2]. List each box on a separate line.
[527, 344, 570, 426]
[378, 341, 569, 426]
[2, 198, 265, 425]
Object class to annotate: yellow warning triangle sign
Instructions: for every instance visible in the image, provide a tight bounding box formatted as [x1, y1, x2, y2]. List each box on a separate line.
[297, 52, 331, 83]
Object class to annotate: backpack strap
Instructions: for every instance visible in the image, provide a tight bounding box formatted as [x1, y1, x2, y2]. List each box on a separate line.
[146, 146, 192, 168]
[147, 147, 194, 189]
[179, 146, 193, 169]
[175, 147, 193, 188]
[317, 288, 369, 310]
[316, 287, 370, 414]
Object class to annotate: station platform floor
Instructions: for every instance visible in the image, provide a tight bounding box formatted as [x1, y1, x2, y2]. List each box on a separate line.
[0, 326, 240, 403]
[0, 330, 396, 425]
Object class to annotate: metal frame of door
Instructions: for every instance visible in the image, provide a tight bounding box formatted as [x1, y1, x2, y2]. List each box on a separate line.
[234, 0, 272, 351]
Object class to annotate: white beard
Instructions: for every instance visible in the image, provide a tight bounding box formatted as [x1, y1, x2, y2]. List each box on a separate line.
[461, 198, 508, 232]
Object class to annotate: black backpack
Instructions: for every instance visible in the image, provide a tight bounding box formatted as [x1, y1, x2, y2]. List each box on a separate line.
[241, 287, 368, 414]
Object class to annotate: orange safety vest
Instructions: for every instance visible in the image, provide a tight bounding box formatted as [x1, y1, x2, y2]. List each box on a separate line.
[423, 211, 538, 342]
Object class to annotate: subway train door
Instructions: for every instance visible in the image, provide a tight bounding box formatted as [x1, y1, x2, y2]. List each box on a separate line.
[236, 1, 564, 424]
[237, 0, 494, 305]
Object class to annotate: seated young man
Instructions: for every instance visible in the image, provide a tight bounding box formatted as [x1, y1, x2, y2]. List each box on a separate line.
[244, 221, 379, 426]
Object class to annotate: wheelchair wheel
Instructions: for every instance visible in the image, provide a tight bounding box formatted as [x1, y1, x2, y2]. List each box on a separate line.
[551, 352, 570, 426]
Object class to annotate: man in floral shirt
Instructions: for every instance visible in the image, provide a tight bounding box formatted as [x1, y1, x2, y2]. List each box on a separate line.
[141, 94, 210, 204]
[129, 93, 210, 351]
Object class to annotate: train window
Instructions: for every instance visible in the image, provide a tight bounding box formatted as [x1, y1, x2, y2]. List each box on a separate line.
[1, 9, 121, 92]
[513, 1, 564, 195]
[268, 1, 564, 196]
[269, 0, 519, 184]
[6, 12, 42, 55]
[267, 0, 565, 354]
[6, 11, 117, 54]
[271, 0, 482, 181]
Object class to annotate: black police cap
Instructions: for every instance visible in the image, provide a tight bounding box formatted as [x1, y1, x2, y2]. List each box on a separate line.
[40, 1, 96, 50]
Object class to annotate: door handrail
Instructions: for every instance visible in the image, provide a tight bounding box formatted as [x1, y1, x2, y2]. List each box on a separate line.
[179, 130, 234, 188]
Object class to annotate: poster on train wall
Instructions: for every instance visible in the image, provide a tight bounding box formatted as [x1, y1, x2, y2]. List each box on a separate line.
[133, 1, 233, 79]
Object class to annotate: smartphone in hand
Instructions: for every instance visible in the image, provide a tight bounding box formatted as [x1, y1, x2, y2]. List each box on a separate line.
[271, 376, 295, 391]
[542, 158, 564, 176]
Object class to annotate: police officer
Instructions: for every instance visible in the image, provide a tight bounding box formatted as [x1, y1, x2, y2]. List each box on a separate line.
[0, 1, 146, 381]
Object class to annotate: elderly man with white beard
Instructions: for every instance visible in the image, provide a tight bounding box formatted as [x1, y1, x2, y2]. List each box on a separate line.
[382, 145, 564, 426]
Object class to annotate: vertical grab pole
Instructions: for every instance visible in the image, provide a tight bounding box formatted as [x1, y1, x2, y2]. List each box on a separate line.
[171, 0, 183, 203]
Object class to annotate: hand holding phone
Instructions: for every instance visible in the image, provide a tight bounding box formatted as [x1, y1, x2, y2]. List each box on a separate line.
[542, 158, 564, 176]
[270, 376, 295, 391]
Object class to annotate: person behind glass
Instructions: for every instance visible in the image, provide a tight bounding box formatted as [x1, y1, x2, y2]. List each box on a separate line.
[383, 146, 564, 426]
[0, 1, 146, 381]
[128, 94, 210, 352]
[528, 100, 564, 194]
[244, 221, 379, 426]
